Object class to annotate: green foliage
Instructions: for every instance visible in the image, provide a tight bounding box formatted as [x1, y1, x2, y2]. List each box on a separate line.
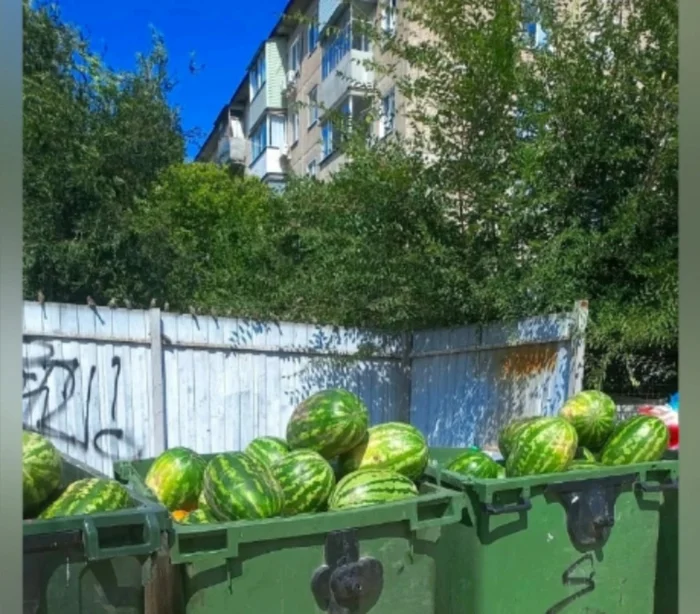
[369, 0, 678, 391]
[129, 163, 276, 313]
[22, 0, 184, 304]
[264, 140, 463, 329]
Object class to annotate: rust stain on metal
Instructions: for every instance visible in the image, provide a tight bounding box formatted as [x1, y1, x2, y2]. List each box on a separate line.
[500, 344, 558, 379]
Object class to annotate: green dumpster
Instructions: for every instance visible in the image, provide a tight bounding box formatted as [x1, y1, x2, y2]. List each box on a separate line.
[114, 455, 465, 614]
[23, 453, 171, 614]
[654, 450, 678, 614]
[428, 447, 678, 614]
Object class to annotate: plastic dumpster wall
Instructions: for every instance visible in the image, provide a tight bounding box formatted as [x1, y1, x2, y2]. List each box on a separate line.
[115, 455, 466, 614]
[23, 453, 170, 614]
[428, 447, 678, 614]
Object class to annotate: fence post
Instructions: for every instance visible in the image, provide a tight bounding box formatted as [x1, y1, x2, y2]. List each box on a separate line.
[149, 308, 167, 454]
[398, 331, 413, 424]
[568, 300, 589, 398]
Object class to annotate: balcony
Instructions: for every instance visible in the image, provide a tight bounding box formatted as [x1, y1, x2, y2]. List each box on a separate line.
[319, 0, 376, 33]
[319, 49, 374, 110]
[216, 136, 246, 165]
[249, 147, 286, 180]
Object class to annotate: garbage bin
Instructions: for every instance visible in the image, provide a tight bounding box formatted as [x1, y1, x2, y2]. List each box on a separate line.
[115, 455, 466, 614]
[427, 447, 678, 614]
[23, 453, 171, 614]
[654, 450, 678, 614]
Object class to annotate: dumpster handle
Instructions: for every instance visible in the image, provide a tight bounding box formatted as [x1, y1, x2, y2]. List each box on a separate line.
[82, 511, 162, 561]
[483, 497, 532, 516]
[409, 494, 463, 531]
[636, 478, 678, 493]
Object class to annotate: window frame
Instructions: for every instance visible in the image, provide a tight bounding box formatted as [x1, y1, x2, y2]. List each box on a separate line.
[380, 88, 396, 138]
[250, 52, 266, 98]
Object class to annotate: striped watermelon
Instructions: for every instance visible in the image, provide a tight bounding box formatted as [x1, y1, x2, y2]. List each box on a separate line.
[567, 461, 602, 472]
[498, 417, 539, 458]
[23, 430, 62, 515]
[145, 447, 207, 512]
[245, 436, 290, 468]
[445, 449, 501, 479]
[38, 478, 132, 519]
[560, 390, 616, 451]
[272, 450, 336, 515]
[286, 389, 369, 459]
[197, 489, 210, 512]
[599, 415, 669, 466]
[328, 469, 418, 511]
[576, 447, 598, 462]
[505, 417, 578, 477]
[202, 452, 284, 521]
[180, 509, 217, 525]
[339, 422, 428, 480]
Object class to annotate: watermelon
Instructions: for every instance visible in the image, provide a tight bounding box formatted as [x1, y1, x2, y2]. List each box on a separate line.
[445, 449, 502, 479]
[576, 447, 597, 462]
[498, 416, 539, 458]
[145, 447, 207, 512]
[202, 452, 284, 521]
[272, 449, 336, 515]
[339, 422, 428, 480]
[286, 389, 369, 459]
[23, 430, 62, 515]
[197, 489, 210, 512]
[559, 390, 616, 451]
[567, 461, 601, 472]
[180, 509, 217, 525]
[245, 436, 290, 468]
[38, 478, 131, 519]
[505, 417, 578, 477]
[328, 469, 419, 511]
[599, 415, 669, 466]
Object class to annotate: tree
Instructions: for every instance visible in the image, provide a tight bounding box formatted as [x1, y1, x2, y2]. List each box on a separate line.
[268, 140, 463, 330]
[23, 0, 185, 306]
[370, 0, 677, 392]
[128, 163, 277, 314]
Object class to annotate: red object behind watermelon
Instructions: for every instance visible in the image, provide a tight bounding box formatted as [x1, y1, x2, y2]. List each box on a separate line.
[638, 405, 678, 451]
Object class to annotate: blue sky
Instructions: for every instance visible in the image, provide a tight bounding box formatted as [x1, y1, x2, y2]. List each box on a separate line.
[58, 0, 290, 159]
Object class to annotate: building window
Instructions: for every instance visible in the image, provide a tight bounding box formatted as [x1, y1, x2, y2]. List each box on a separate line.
[307, 159, 318, 177]
[291, 110, 300, 144]
[321, 121, 334, 158]
[250, 52, 266, 98]
[269, 115, 286, 148]
[290, 37, 303, 73]
[322, 15, 351, 80]
[382, 0, 397, 35]
[251, 120, 267, 160]
[380, 89, 396, 137]
[308, 86, 319, 127]
[321, 99, 351, 159]
[521, 0, 549, 48]
[307, 19, 319, 54]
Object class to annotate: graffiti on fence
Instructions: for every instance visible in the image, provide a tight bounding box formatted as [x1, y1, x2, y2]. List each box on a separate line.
[22, 340, 143, 460]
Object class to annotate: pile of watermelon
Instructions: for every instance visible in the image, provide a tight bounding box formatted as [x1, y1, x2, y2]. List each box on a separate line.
[445, 390, 671, 480]
[144, 388, 431, 525]
[22, 430, 134, 520]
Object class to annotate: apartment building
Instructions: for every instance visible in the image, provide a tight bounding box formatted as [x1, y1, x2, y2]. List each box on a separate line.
[195, 0, 404, 186]
[195, 0, 549, 186]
